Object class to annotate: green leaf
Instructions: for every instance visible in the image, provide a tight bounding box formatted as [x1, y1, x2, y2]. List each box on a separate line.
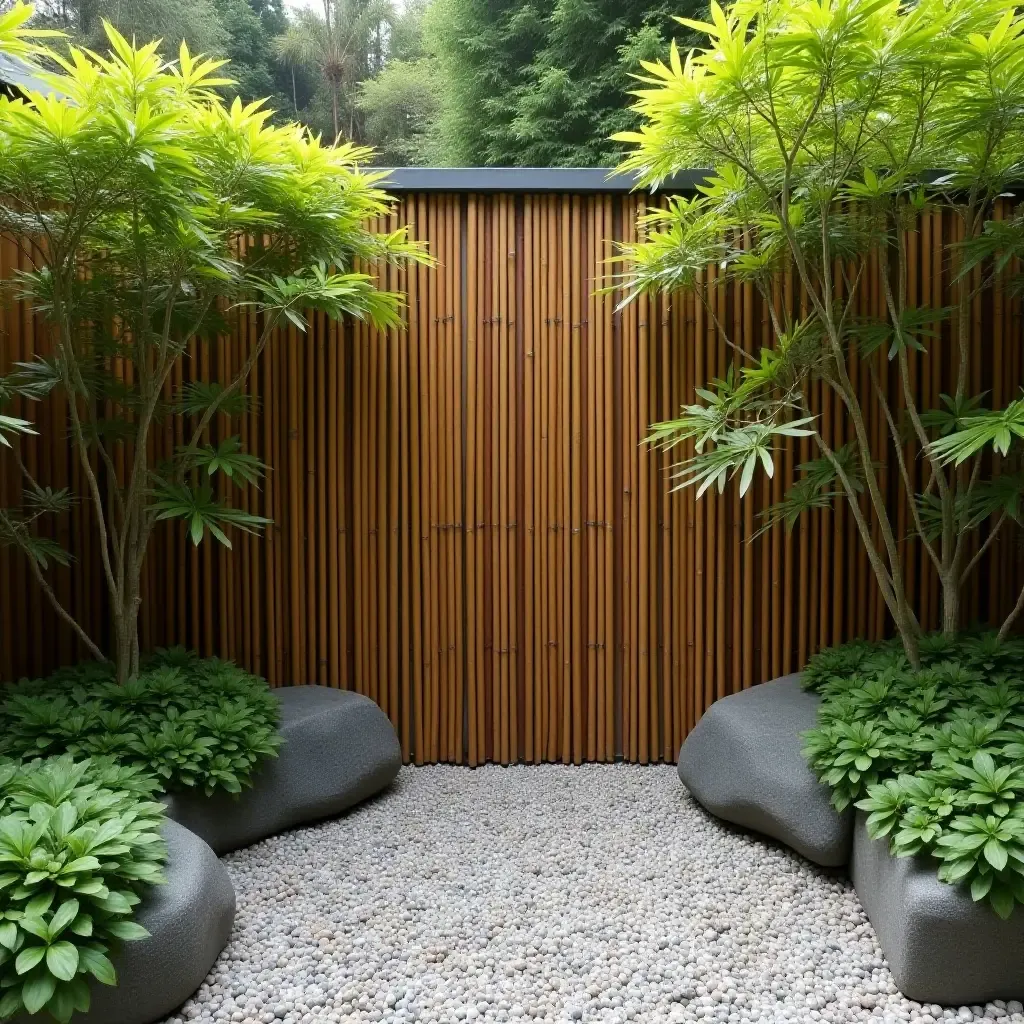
[990, 885, 1016, 920]
[48, 900, 79, 939]
[15, 944, 45, 974]
[971, 872, 994, 901]
[47, 983, 77, 1024]
[45, 941, 80, 982]
[78, 947, 116, 987]
[21, 971, 56, 1015]
[149, 481, 271, 549]
[99, 891, 134, 916]
[0, 988, 23, 1019]
[105, 920, 150, 941]
[18, 916, 49, 941]
[69, 913, 93, 938]
[984, 838, 1009, 871]
[931, 396, 1024, 466]
[180, 436, 265, 488]
[60, 857, 101, 876]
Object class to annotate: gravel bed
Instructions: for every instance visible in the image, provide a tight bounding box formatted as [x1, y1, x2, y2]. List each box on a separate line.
[162, 765, 1023, 1024]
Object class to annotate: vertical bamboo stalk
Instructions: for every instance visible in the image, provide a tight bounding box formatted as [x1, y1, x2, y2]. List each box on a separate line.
[467, 196, 484, 765]
[410, 196, 426, 763]
[523, 197, 536, 764]
[570, 195, 584, 764]
[586, 197, 599, 762]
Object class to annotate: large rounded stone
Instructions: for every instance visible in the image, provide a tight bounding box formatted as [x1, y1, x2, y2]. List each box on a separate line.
[852, 813, 1024, 1005]
[74, 820, 234, 1024]
[677, 674, 852, 867]
[165, 685, 402, 854]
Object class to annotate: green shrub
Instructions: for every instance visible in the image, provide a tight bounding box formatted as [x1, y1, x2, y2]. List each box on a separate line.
[0, 650, 282, 797]
[0, 755, 166, 1022]
[802, 633, 1024, 917]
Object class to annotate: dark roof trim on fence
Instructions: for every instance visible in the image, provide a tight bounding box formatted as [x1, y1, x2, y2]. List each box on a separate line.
[379, 166, 1024, 198]
[377, 167, 712, 194]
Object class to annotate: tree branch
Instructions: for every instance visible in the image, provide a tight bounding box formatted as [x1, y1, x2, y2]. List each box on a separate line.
[960, 511, 1007, 586]
[869, 363, 942, 573]
[998, 579, 1024, 641]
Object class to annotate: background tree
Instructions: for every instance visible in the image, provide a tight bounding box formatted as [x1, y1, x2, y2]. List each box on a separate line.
[616, 0, 1024, 661]
[425, 0, 703, 166]
[357, 55, 439, 165]
[210, 0, 291, 113]
[28, 0, 229, 54]
[274, 0, 392, 142]
[0, 25, 426, 681]
[356, 0, 438, 165]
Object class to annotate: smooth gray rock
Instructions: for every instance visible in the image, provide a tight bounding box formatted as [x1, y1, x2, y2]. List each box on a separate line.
[852, 813, 1024, 1005]
[72, 820, 234, 1024]
[677, 674, 852, 867]
[165, 685, 402, 854]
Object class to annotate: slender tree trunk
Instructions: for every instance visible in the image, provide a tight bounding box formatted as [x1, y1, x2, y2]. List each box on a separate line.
[113, 610, 134, 684]
[112, 568, 143, 682]
[895, 605, 922, 666]
[941, 573, 960, 635]
[999, 582, 1024, 641]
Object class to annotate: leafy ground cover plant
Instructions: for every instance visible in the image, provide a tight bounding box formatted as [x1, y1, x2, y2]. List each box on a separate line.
[0, 650, 281, 797]
[802, 633, 1024, 917]
[0, 755, 166, 1022]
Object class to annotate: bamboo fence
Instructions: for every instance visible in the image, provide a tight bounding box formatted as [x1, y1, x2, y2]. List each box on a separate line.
[1, 192, 1022, 764]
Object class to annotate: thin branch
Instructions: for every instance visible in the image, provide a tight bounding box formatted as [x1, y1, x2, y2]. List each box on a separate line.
[811, 424, 899, 611]
[0, 499, 106, 662]
[998, 580, 1024, 641]
[695, 283, 757, 364]
[952, 453, 983, 571]
[55, 323, 119, 602]
[179, 308, 283, 464]
[116, 289, 180, 572]
[869, 363, 942, 573]
[21, 543, 108, 662]
[880, 248, 949, 501]
[960, 511, 1007, 586]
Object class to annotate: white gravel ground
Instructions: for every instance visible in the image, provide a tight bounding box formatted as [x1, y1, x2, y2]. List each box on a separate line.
[163, 765, 1024, 1024]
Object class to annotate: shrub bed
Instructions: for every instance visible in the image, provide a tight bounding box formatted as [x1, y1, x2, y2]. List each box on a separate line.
[0, 650, 282, 797]
[802, 633, 1024, 917]
[0, 755, 167, 1022]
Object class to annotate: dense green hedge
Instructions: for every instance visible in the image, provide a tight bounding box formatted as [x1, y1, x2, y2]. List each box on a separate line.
[0, 755, 166, 1022]
[802, 633, 1024, 917]
[0, 650, 281, 797]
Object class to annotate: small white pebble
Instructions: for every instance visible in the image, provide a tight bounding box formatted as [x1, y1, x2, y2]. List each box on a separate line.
[160, 766, 1001, 1024]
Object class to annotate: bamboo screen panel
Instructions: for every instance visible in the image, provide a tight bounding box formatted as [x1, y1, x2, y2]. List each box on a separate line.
[1, 193, 1022, 765]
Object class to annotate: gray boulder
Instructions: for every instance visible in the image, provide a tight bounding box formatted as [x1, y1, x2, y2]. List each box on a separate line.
[75, 820, 234, 1024]
[165, 685, 402, 854]
[852, 814, 1024, 1005]
[677, 674, 852, 867]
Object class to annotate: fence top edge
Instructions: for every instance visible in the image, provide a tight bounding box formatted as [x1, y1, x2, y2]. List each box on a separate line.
[375, 167, 712, 194]
[377, 166, 1024, 198]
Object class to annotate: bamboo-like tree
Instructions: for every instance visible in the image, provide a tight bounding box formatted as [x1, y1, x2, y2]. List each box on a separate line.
[615, 0, 1024, 665]
[0, 1, 58, 440]
[274, 0, 392, 142]
[0, 22, 426, 681]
